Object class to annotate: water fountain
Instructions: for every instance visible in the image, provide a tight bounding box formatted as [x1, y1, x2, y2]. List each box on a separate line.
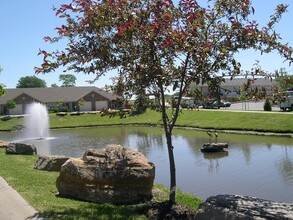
[16, 102, 52, 155]
[23, 102, 50, 140]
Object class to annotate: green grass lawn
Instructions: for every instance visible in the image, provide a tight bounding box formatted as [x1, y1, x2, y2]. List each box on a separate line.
[1, 109, 292, 133]
[175, 110, 293, 132]
[0, 148, 202, 219]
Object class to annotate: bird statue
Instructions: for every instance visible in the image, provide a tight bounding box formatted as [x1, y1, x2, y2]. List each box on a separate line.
[214, 130, 218, 144]
[207, 130, 213, 144]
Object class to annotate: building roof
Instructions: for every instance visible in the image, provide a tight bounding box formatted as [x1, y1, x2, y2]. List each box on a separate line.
[222, 78, 276, 87]
[0, 86, 119, 104]
[196, 78, 276, 87]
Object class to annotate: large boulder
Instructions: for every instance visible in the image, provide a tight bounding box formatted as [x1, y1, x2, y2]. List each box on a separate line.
[34, 155, 71, 171]
[195, 194, 293, 220]
[5, 142, 37, 155]
[56, 144, 155, 204]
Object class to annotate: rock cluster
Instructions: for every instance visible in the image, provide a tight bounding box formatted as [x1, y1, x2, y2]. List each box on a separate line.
[56, 144, 155, 204]
[195, 194, 293, 220]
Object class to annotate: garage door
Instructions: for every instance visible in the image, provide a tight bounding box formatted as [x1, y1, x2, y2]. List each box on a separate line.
[95, 101, 108, 110]
[79, 102, 92, 112]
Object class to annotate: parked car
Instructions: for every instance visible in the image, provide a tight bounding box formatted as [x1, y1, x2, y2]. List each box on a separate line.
[220, 100, 231, 107]
[202, 100, 231, 109]
[277, 91, 293, 111]
[202, 100, 221, 109]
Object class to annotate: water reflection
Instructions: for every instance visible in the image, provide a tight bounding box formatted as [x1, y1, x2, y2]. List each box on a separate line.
[202, 151, 229, 173]
[203, 151, 229, 160]
[276, 147, 293, 183]
[0, 126, 292, 203]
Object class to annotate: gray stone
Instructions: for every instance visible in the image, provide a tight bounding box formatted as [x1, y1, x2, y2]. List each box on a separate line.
[5, 142, 37, 155]
[195, 194, 293, 220]
[34, 155, 70, 171]
[56, 144, 155, 204]
[56, 112, 67, 116]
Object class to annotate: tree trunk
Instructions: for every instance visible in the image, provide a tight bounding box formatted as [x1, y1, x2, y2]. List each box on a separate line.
[158, 77, 177, 204]
[160, 93, 176, 204]
[165, 129, 176, 204]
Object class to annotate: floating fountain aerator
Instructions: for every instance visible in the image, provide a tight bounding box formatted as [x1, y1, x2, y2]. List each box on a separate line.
[24, 102, 49, 140]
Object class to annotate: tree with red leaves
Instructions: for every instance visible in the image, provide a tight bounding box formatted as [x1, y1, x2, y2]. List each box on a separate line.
[36, 0, 293, 204]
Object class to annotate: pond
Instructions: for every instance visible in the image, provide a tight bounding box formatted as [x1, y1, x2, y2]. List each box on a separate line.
[1, 126, 293, 203]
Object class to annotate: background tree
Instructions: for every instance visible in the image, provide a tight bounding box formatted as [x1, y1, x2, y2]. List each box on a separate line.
[36, 0, 293, 204]
[275, 68, 293, 92]
[56, 99, 67, 112]
[186, 84, 203, 101]
[16, 75, 46, 88]
[0, 66, 6, 97]
[78, 98, 85, 110]
[51, 83, 59, 87]
[59, 74, 77, 87]
[0, 85, 5, 97]
[6, 100, 16, 111]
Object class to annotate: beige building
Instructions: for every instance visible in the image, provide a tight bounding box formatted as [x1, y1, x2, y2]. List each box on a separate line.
[195, 78, 276, 100]
[0, 86, 120, 115]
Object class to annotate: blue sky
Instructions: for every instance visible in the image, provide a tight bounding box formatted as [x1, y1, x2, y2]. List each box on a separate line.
[0, 0, 293, 89]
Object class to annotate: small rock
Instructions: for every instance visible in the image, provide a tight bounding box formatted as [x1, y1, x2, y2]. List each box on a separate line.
[56, 112, 67, 116]
[5, 142, 37, 155]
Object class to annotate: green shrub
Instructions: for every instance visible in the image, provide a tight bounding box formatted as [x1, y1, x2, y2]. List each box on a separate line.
[1, 116, 11, 121]
[263, 99, 272, 111]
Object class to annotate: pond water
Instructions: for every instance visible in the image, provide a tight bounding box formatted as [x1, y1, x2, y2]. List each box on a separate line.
[1, 126, 293, 203]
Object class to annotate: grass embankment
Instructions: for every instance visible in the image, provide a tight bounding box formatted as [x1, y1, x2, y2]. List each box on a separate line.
[1, 110, 292, 133]
[0, 148, 201, 219]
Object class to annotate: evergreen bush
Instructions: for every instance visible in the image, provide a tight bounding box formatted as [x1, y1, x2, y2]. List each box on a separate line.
[264, 99, 272, 111]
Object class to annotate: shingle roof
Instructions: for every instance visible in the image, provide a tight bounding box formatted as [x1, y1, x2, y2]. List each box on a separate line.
[196, 78, 276, 87]
[0, 86, 119, 104]
[222, 78, 276, 87]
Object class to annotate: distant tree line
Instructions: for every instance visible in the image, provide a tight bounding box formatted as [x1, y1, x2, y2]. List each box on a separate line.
[15, 74, 77, 88]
